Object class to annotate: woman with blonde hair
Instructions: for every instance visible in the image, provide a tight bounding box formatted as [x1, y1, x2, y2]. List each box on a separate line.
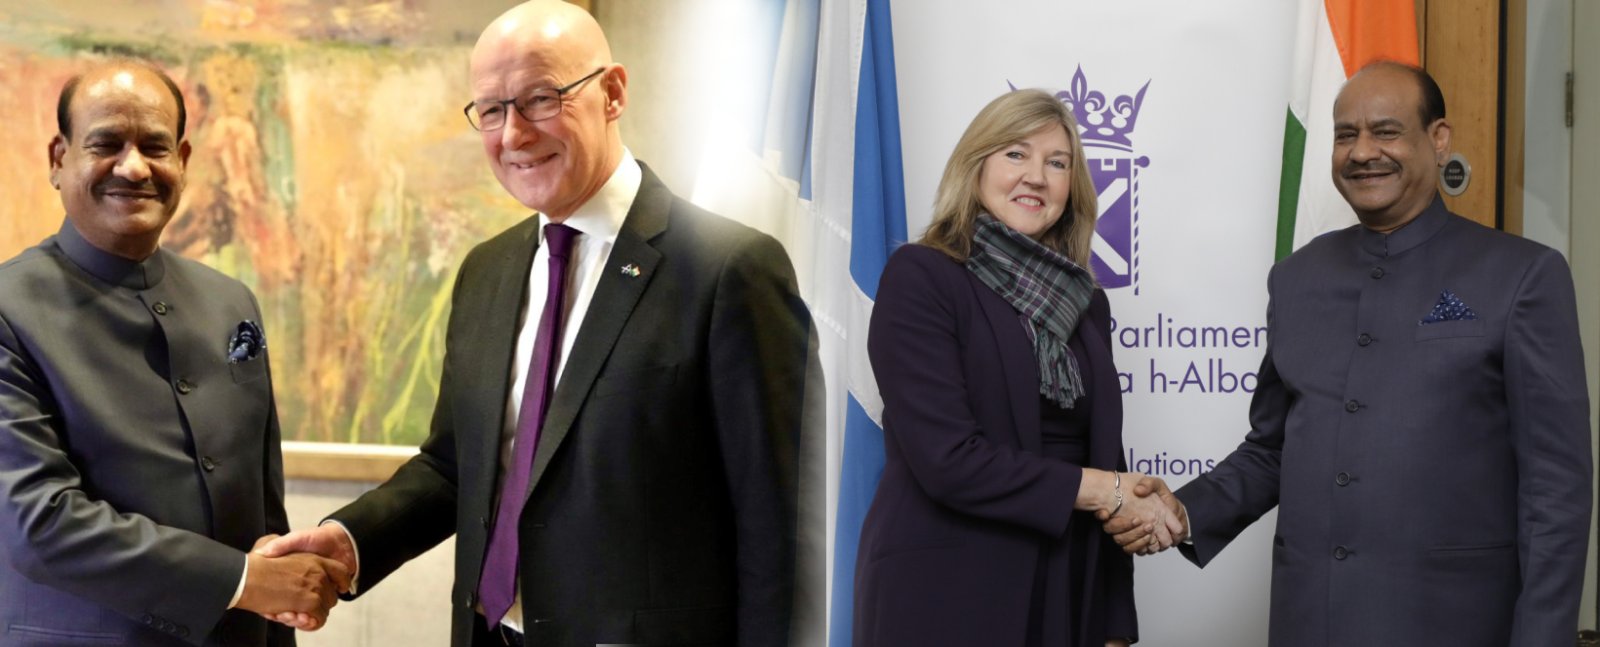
[851, 89, 1179, 646]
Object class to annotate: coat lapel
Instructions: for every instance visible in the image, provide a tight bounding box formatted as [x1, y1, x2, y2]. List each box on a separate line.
[1076, 292, 1123, 469]
[970, 274, 1043, 453]
[524, 165, 669, 497]
[469, 219, 541, 488]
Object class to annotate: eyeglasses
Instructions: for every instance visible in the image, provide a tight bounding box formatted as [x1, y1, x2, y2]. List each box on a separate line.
[463, 67, 606, 132]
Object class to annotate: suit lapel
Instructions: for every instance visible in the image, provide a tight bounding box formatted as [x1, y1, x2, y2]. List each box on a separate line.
[1076, 292, 1123, 469]
[524, 165, 670, 497]
[970, 274, 1043, 453]
[469, 219, 541, 486]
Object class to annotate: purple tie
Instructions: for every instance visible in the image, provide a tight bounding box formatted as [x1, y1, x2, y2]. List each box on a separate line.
[479, 222, 579, 628]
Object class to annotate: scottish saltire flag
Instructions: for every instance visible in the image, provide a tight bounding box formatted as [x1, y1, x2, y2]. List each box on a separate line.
[1277, 0, 1418, 258]
[824, 0, 906, 645]
[685, 1, 905, 644]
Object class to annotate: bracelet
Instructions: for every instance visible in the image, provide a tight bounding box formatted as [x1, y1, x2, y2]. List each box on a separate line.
[1109, 471, 1124, 518]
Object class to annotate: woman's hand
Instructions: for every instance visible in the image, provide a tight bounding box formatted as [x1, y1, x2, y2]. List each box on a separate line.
[1099, 475, 1188, 555]
[1080, 470, 1188, 554]
[1074, 468, 1121, 513]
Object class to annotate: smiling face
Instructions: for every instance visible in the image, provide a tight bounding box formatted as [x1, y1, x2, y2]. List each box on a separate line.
[470, 1, 625, 221]
[977, 124, 1073, 240]
[1331, 65, 1450, 232]
[50, 66, 191, 260]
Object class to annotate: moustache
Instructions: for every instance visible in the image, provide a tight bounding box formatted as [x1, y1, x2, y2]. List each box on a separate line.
[94, 179, 163, 198]
[1341, 161, 1400, 178]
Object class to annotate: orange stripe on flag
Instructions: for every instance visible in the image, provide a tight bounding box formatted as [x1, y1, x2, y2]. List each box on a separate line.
[1324, 0, 1420, 77]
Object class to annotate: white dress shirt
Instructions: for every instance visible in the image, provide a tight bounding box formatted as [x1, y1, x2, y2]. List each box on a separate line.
[493, 149, 641, 632]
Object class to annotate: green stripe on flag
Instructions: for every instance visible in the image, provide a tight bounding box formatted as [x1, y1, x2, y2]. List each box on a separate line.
[1276, 107, 1307, 261]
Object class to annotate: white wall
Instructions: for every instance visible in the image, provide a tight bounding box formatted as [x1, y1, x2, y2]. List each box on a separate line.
[284, 480, 455, 646]
[1523, 0, 1573, 256]
[600, 0, 730, 198]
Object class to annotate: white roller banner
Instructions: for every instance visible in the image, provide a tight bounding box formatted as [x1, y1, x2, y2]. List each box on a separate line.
[891, 1, 1299, 644]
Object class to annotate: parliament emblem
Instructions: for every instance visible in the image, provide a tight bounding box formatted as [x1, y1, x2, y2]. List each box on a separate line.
[1057, 66, 1150, 293]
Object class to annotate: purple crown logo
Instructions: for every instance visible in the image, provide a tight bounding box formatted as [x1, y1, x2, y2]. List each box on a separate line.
[1008, 67, 1153, 293]
[1057, 65, 1149, 149]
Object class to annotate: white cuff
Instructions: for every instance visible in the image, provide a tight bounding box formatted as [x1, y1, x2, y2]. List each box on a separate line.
[227, 554, 248, 609]
[320, 519, 363, 594]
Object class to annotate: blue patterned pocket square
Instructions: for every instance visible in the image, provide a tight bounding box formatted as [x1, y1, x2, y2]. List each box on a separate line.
[1420, 290, 1478, 324]
[227, 320, 267, 363]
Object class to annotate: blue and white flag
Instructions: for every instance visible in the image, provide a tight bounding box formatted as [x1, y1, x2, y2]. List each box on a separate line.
[822, 1, 905, 645]
[687, 1, 906, 643]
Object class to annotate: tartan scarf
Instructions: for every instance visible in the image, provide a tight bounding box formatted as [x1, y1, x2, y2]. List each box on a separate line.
[965, 213, 1095, 409]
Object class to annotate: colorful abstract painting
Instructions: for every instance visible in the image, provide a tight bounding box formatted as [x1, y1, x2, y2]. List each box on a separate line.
[0, 1, 530, 444]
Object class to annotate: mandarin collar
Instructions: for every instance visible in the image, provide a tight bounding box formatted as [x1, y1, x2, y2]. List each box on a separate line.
[54, 219, 166, 290]
[1357, 194, 1450, 259]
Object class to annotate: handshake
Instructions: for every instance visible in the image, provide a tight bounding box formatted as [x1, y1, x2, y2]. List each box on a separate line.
[235, 526, 361, 631]
[1093, 475, 1190, 556]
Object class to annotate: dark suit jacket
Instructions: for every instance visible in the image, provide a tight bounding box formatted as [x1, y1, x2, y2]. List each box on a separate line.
[1177, 197, 1593, 646]
[853, 244, 1136, 647]
[0, 221, 292, 646]
[330, 163, 812, 647]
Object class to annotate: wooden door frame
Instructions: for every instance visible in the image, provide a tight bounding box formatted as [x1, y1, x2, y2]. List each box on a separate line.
[1415, 0, 1524, 233]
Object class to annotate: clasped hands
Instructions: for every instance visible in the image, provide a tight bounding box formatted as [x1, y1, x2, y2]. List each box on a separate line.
[1095, 475, 1189, 556]
[237, 526, 360, 631]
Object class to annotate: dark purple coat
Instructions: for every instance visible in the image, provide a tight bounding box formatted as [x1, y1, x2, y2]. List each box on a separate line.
[853, 244, 1136, 646]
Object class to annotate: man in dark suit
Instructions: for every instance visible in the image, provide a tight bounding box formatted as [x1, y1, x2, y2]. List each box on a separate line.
[259, 2, 814, 646]
[1107, 62, 1592, 645]
[0, 60, 349, 646]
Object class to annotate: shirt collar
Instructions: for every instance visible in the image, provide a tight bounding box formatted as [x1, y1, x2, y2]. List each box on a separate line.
[1358, 194, 1451, 259]
[54, 219, 166, 290]
[538, 148, 641, 245]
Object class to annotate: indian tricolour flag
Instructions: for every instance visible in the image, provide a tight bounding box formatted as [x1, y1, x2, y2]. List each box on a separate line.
[1276, 0, 1419, 259]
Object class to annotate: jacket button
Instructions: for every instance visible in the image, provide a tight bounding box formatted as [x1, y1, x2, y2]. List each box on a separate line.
[1356, 333, 1372, 346]
[465, 592, 477, 607]
[480, 516, 490, 529]
[1335, 472, 1350, 486]
[141, 614, 154, 625]
[176, 379, 194, 395]
[1344, 400, 1360, 413]
[1333, 545, 1349, 560]
[152, 302, 170, 315]
[1370, 266, 1385, 279]
[201, 456, 217, 472]
[176, 626, 190, 638]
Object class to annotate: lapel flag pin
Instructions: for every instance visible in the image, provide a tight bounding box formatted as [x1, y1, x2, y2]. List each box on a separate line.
[620, 263, 641, 278]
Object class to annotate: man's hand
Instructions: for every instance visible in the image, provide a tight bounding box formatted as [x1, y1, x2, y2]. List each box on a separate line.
[256, 525, 357, 573]
[1099, 475, 1188, 555]
[235, 552, 351, 631]
[1136, 475, 1189, 548]
[1112, 483, 1176, 551]
[255, 525, 359, 630]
